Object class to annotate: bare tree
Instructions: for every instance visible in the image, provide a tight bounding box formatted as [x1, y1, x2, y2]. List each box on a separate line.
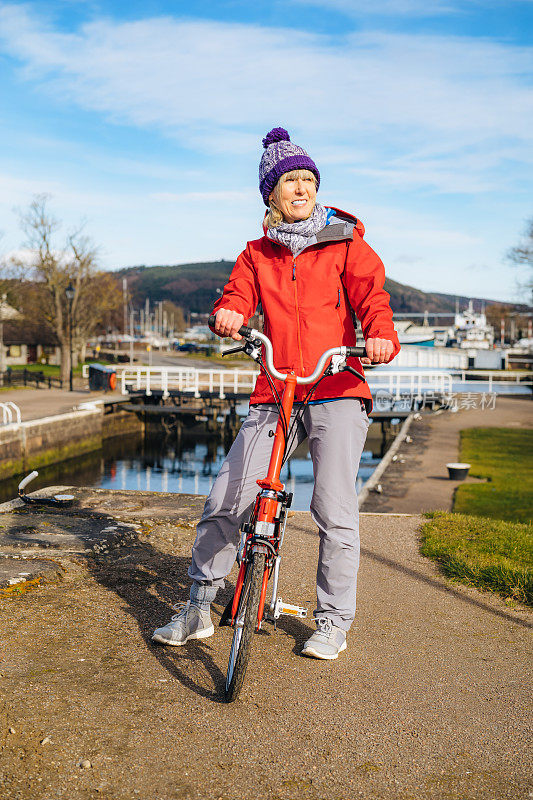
[0, 233, 25, 302]
[15, 194, 121, 384]
[74, 271, 122, 362]
[507, 217, 533, 307]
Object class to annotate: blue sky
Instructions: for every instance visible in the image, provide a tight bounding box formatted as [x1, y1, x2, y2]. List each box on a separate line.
[0, 0, 531, 302]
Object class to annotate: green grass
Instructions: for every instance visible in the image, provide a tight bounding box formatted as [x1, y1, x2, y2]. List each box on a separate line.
[8, 360, 99, 377]
[454, 427, 533, 523]
[420, 426, 533, 606]
[421, 511, 533, 605]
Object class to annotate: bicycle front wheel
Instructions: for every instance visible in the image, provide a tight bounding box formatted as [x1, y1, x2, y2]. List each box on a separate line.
[225, 551, 266, 703]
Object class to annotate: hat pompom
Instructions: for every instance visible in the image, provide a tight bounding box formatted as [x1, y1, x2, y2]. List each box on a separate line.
[262, 127, 290, 148]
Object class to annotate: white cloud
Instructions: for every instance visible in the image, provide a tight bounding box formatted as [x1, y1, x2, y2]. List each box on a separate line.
[0, 4, 530, 301]
[293, 0, 533, 17]
[293, 0, 458, 16]
[0, 4, 530, 167]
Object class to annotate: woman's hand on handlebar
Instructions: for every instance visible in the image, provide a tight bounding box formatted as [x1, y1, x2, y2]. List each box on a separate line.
[212, 308, 245, 341]
[362, 337, 394, 364]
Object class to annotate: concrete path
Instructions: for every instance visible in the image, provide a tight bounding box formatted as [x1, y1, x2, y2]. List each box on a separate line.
[362, 396, 532, 514]
[0, 387, 125, 422]
[0, 488, 530, 800]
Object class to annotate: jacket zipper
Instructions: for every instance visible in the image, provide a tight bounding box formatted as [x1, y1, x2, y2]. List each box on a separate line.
[292, 259, 305, 377]
[335, 288, 341, 308]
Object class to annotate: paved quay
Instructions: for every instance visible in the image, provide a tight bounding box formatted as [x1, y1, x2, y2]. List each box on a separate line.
[0, 487, 531, 800]
[0, 386, 125, 422]
[361, 395, 532, 513]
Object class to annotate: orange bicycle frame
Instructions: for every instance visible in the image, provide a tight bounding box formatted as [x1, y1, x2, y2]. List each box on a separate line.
[230, 374, 297, 627]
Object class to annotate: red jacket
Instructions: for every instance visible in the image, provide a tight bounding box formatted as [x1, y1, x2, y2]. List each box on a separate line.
[212, 207, 400, 406]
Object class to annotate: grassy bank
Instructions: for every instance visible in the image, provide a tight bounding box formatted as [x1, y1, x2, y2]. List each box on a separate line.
[421, 511, 532, 605]
[454, 428, 533, 523]
[420, 426, 533, 606]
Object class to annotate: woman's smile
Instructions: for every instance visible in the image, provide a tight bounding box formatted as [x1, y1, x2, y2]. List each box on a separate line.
[271, 175, 317, 223]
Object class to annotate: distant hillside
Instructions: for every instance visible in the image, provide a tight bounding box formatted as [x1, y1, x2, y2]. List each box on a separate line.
[116, 261, 501, 315]
[118, 261, 235, 314]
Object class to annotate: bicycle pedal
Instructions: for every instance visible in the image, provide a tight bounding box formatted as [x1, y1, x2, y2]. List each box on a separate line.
[269, 597, 307, 620]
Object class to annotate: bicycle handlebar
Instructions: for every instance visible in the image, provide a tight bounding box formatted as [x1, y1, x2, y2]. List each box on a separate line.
[208, 314, 367, 385]
[208, 314, 254, 339]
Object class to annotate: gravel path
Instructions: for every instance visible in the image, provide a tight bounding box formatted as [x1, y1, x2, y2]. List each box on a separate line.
[0, 489, 531, 800]
[361, 396, 532, 513]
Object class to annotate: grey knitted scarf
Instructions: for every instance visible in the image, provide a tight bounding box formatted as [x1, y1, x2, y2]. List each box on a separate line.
[266, 203, 328, 255]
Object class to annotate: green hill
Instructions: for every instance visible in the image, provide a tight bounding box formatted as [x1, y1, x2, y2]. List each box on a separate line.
[115, 261, 496, 315]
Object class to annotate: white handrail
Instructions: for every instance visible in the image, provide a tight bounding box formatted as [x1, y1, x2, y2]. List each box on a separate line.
[6, 402, 21, 424]
[87, 364, 532, 398]
[0, 401, 21, 426]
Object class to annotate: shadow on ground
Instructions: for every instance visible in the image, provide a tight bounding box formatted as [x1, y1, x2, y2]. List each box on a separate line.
[45, 508, 310, 701]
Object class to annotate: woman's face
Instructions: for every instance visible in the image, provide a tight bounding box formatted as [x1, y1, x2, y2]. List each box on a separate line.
[270, 173, 317, 223]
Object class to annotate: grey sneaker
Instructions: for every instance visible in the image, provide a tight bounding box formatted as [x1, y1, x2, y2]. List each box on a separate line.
[151, 602, 214, 646]
[301, 618, 347, 660]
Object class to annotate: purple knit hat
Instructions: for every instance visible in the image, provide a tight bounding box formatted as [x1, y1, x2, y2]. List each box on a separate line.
[259, 127, 320, 207]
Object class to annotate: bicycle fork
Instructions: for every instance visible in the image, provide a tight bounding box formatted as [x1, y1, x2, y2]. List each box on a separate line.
[229, 489, 307, 631]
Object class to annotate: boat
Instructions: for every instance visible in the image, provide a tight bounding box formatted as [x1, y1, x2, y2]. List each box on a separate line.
[394, 320, 435, 346]
[448, 301, 494, 350]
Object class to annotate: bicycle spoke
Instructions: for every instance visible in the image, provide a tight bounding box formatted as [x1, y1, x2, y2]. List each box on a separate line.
[224, 552, 266, 702]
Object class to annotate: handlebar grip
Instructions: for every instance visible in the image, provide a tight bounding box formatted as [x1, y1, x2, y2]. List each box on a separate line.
[346, 346, 367, 358]
[208, 314, 253, 338]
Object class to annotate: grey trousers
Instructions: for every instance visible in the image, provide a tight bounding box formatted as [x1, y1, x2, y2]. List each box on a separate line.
[188, 399, 370, 631]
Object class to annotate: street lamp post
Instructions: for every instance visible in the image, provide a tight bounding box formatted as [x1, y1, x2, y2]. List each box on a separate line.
[130, 308, 134, 365]
[65, 284, 75, 392]
[0, 293, 7, 386]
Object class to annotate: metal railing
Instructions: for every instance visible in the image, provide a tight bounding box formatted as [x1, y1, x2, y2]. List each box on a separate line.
[82, 363, 532, 399]
[453, 369, 533, 392]
[2, 368, 63, 389]
[366, 370, 453, 400]
[118, 366, 258, 399]
[0, 401, 21, 426]
[110, 366, 456, 400]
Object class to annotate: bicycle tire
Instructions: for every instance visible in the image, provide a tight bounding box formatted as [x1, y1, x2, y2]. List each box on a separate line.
[225, 551, 266, 703]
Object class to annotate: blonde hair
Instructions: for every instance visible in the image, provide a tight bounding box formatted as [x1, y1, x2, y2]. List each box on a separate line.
[265, 169, 317, 229]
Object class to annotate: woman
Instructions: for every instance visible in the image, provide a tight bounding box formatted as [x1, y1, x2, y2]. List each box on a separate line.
[153, 128, 400, 660]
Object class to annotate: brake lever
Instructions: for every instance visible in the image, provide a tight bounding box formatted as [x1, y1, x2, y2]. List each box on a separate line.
[221, 345, 246, 356]
[343, 364, 366, 382]
[222, 339, 263, 361]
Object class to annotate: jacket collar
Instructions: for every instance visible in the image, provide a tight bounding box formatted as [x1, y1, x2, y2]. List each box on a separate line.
[262, 206, 357, 250]
[316, 219, 354, 245]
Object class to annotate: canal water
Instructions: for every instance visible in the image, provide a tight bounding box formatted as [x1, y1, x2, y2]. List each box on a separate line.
[1, 421, 394, 511]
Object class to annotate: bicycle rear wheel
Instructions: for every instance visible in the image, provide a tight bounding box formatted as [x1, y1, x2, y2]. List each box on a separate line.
[225, 551, 266, 703]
